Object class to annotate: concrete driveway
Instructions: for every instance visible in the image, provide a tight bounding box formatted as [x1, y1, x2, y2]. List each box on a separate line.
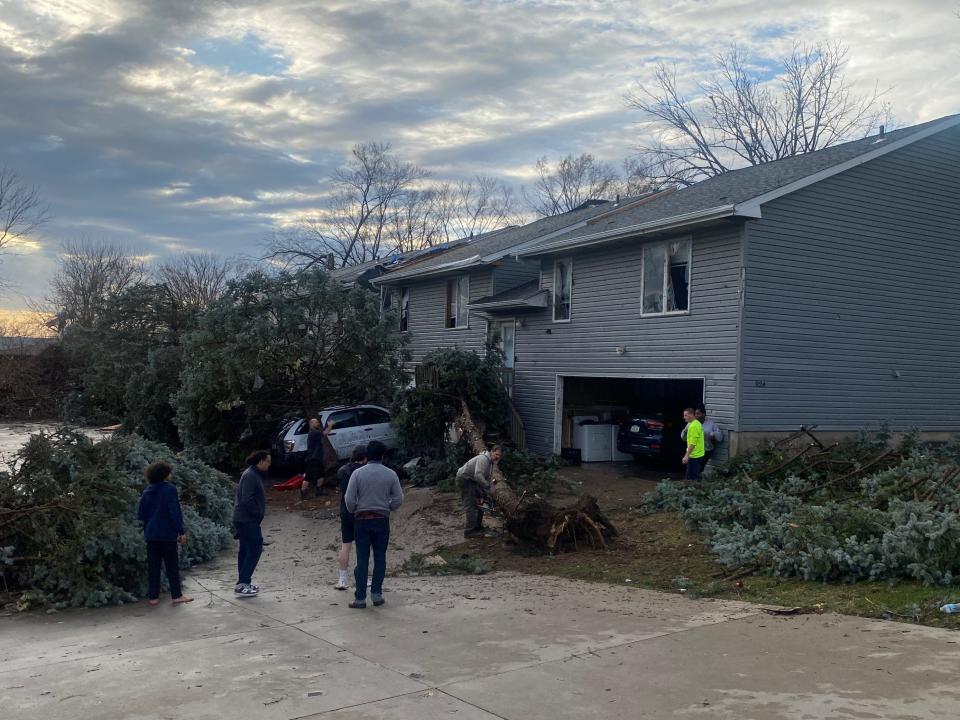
[3, 508, 960, 719]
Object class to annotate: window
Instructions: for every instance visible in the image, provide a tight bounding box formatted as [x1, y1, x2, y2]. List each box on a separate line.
[358, 408, 390, 425]
[553, 258, 572, 322]
[642, 238, 691, 315]
[399, 288, 409, 331]
[326, 409, 359, 429]
[445, 276, 469, 329]
[381, 287, 393, 312]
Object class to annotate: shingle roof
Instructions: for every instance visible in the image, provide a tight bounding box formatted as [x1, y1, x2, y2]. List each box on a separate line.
[373, 201, 617, 284]
[524, 114, 960, 256]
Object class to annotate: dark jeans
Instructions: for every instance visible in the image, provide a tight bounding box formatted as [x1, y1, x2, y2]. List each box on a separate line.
[701, 450, 715, 470]
[685, 456, 704, 481]
[146, 540, 182, 600]
[305, 459, 322, 489]
[353, 517, 389, 602]
[459, 477, 484, 531]
[235, 521, 263, 585]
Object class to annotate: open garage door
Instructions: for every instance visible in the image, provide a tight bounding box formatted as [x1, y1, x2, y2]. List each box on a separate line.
[557, 376, 704, 464]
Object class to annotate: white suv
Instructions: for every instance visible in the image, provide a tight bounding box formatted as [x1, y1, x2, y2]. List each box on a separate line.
[272, 404, 399, 469]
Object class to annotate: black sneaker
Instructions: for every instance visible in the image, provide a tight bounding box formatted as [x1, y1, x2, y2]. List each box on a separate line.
[349, 600, 367, 609]
[372, 593, 385, 606]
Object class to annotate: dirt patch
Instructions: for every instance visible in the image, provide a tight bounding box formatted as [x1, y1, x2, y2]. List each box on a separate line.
[265, 483, 466, 570]
[266, 463, 960, 629]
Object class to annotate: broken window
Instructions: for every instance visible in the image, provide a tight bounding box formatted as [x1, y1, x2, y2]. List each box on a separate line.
[553, 258, 572, 322]
[399, 287, 409, 331]
[642, 238, 691, 315]
[445, 276, 469, 328]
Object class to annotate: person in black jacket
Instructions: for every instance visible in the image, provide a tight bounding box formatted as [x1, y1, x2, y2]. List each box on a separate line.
[138, 461, 193, 606]
[233, 451, 270, 597]
[301, 417, 326, 499]
[334, 445, 367, 590]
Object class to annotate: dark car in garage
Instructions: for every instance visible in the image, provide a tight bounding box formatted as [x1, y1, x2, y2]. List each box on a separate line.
[617, 413, 676, 460]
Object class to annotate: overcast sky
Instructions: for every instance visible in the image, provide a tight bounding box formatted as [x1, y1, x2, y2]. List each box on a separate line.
[1, 0, 958, 316]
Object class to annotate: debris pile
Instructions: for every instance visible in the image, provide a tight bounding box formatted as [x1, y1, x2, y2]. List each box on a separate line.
[645, 429, 960, 584]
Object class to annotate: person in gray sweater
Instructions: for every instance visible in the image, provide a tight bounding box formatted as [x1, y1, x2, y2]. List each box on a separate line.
[344, 440, 403, 609]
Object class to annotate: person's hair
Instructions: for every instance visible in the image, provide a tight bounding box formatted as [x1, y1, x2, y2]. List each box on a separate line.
[145, 460, 172, 485]
[246, 450, 270, 466]
[683, 407, 696, 415]
[365, 440, 386, 462]
[489, 444, 504, 454]
[696, 404, 707, 415]
[350, 445, 367, 463]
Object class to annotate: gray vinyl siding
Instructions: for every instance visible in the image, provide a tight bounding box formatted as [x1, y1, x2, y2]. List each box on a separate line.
[740, 127, 960, 431]
[512, 224, 745, 455]
[491, 258, 539, 294]
[401, 269, 492, 364]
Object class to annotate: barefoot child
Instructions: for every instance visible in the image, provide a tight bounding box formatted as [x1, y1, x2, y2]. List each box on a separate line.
[137, 461, 193, 606]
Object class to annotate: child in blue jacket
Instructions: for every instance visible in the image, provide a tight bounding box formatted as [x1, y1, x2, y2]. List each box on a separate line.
[137, 461, 193, 606]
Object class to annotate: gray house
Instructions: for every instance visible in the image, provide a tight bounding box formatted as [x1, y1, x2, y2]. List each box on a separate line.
[376, 114, 960, 460]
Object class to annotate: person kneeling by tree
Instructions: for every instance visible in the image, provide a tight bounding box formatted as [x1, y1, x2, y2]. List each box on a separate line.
[457, 445, 503, 538]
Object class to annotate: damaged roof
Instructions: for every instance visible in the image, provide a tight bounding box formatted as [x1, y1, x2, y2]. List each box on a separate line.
[372, 201, 618, 284]
[467, 279, 548, 311]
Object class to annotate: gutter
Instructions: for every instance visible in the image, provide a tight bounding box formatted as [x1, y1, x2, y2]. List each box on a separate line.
[518, 204, 750, 258]
[372, 254, 482, 285]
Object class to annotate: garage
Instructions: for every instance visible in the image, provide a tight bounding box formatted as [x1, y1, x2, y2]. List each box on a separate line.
[557, 376, 704, 464]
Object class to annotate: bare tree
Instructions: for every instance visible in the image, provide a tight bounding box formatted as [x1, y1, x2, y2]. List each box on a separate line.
[524, 153, 621, 216]
[627, 42, 888, 186]
[154, 253, 235, 309]
[267, 142, 429, 270]
[0, 166, 48, 253]
[48, 238, 146, 327]
[431, 175, 521, 242]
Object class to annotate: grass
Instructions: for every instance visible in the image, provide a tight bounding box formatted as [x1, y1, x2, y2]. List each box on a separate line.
[447, 509, 960, 629]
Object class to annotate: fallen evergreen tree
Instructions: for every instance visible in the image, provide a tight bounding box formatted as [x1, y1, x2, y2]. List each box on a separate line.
[645, 429, 960, 585]
[0, 429, 235, 610]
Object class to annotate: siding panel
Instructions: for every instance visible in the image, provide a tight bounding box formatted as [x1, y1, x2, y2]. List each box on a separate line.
[512, 224, 744, 454]
[401, 269, 492, 364]
[741, 127, 960, 431]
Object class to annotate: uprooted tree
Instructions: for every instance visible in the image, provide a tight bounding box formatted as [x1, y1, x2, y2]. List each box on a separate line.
[458, 401, 617, 552]
[175, 268, 408, 465]
[0, 430, 235, 610]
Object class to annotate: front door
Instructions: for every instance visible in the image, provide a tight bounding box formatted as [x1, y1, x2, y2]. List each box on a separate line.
[493, 319, 516, 368]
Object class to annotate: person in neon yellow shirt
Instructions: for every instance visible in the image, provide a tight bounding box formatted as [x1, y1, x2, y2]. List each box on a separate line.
[682, 408, 705, 480]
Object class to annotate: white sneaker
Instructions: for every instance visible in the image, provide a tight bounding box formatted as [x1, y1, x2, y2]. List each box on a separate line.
[336, 571, 349, 590]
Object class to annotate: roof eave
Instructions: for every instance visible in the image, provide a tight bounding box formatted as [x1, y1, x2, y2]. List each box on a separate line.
[372, 255, 484, 285]
[519, 205, 744, 257]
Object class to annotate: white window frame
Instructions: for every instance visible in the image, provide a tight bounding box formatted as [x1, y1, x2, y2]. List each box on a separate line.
[445, 275, 470, 329]
[552, 257, 573, 323]
[640, 237, 692, 317]
[398, 287, 409, 331]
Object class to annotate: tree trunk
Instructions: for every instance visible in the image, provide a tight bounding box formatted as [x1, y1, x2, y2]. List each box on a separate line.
[457, 400, 617, 551]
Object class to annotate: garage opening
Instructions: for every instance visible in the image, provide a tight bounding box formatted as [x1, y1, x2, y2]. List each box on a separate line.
[558, 376, 704, 465]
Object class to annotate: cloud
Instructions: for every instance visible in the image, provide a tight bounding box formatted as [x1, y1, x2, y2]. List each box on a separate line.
[0, 0, 957, 314]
